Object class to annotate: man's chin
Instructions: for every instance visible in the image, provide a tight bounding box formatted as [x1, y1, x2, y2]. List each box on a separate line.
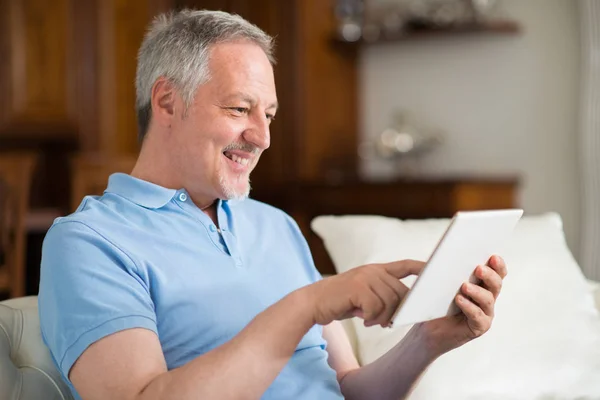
[219, 177, 251, 200]
[224, 188, 250, 201]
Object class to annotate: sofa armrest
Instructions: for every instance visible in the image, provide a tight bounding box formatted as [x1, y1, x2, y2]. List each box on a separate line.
[0, 296, 74, 400]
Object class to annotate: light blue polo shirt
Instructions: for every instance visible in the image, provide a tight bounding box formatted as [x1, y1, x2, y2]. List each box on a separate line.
[38, 173, 344, 400]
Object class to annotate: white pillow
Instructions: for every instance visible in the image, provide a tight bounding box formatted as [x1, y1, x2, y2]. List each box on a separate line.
[312, 213, 600, 400]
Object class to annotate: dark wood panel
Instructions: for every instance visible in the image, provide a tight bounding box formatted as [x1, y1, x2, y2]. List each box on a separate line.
[98, 0, 165, 155]
[0, 1, 11, 128]
[297, 0, 358, 182]
[176, 0, 228, 11]
[234, 0, 302, 185]
[0, 0, 77, 136]
[0, 0, 173, 212]
[71, 0, 100, 152]
[23, 0, 70, 121]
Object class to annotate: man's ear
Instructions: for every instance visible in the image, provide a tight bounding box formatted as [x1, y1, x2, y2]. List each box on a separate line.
[151, 77, 177, 127]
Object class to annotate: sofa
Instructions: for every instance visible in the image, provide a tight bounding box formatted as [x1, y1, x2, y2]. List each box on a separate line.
[0, 296, 73, 400]
[2, 213, 600, 400]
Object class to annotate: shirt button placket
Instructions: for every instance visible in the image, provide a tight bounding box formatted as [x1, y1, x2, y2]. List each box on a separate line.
[234, 257, 243, 268]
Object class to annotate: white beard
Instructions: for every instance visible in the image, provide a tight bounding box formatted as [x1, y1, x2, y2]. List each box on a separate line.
[218, 172, 250, 200]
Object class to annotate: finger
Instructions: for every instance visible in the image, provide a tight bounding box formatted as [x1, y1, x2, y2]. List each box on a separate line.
[355, 287, 385, 325]
[379, 271, 410, 300]
[456, 294, 491, 334]
[461, 282, 495, 317]
[383, 259, 426, 279]
[475, 265, 503, 299]
[366, 277, 402, 327]
[487, 255, 507, 278]
[378, 272, 410, 326]
[372, 272, 411, 327]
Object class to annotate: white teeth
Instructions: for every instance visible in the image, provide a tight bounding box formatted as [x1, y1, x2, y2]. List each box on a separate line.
[229, 154, 250, 166]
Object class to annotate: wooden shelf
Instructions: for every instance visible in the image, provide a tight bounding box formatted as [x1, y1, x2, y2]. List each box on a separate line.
[333, 19, 521, 47]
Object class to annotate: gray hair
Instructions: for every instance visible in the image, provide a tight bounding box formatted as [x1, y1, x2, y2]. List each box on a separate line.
[135, 9, 275, 141]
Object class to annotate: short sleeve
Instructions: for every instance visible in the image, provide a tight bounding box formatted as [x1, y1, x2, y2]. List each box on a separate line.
[38, 220, 157, 381]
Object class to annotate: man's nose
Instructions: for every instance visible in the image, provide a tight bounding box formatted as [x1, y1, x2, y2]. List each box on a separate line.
[243, 113, 271, 150]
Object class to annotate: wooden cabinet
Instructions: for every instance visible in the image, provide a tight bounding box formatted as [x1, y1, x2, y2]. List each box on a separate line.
[96, 0, 173, 155]
[0, 0, 171, 148]
[0, 0, 173, 212]
[0, 0, 77, 137]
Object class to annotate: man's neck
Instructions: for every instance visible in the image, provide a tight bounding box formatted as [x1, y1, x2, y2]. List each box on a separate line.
[132, 133, 221, 225]
[131, 134, 181, 188]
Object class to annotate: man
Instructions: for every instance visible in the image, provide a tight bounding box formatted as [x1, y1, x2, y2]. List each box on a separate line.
[39, 9, 507, 400]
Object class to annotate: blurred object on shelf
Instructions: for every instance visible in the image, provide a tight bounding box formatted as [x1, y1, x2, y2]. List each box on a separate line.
[334, 0, 365, 42]
[470, 0, 499, 21]
[334, 0, 510, 43]
[359, 110, 444, 176]
[385, 0, 500, 27]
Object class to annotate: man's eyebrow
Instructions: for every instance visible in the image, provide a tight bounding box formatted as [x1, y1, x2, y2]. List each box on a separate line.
[223, 92, 278, 110]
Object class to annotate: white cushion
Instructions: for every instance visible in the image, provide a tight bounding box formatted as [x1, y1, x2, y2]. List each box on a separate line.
[312, 213, 600, 400]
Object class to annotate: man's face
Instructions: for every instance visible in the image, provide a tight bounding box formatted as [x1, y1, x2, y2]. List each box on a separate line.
[171, 40, 277, 201]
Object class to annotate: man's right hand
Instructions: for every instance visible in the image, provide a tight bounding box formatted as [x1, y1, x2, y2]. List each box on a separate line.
[302, 260, 426, 327]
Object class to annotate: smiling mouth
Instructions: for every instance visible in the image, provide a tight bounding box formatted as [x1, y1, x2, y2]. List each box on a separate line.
[223, 151, 251, 166]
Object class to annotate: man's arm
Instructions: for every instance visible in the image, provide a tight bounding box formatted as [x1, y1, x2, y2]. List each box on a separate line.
[71, 289, 315, 400]
[324, 256, 507, 400]
[323, 321, 436, 400]
[70, 260, 424, 400]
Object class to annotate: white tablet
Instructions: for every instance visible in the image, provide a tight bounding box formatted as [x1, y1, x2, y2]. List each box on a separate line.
[391, 209, 523, 326]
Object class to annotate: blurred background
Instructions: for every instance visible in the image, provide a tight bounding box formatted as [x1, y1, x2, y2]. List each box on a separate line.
[0, 0, 596, 299]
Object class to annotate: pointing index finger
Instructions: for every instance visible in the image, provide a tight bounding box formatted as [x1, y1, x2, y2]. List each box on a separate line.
[383, 259, 425, 279]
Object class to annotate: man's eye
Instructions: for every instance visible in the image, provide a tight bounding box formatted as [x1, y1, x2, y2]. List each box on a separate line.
[230, 107, 248, 114]
[266, 113, 275, 122]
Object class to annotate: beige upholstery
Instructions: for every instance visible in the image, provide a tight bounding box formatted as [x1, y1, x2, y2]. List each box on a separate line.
[0, 296, 72, 400]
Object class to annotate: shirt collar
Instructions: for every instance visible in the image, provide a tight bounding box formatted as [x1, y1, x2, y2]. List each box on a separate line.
[105, 173, 177, 209]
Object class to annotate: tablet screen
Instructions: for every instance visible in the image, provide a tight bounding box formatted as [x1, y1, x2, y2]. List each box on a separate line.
[391, 209, 523, 326]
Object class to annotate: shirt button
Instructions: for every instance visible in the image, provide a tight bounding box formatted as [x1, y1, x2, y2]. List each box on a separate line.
[209, 225, 217, 232]
[178, 193, 187, 202]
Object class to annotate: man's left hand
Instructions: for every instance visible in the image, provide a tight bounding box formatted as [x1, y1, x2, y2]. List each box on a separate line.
[415, 255, 507, 356]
